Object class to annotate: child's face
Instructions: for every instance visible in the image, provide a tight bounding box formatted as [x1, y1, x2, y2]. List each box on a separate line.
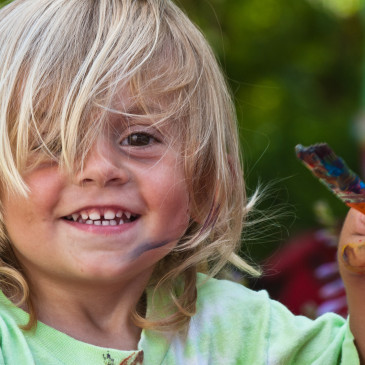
[1, 102, 190, 287]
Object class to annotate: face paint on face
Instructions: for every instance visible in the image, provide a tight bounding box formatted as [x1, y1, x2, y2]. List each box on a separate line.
[2, 94, 191, 285]
[128, 239, 174, 261]
[341, 243, 365, 274]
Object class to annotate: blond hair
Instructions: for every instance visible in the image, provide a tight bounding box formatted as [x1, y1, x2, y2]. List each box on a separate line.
[0, 0, 259, 332]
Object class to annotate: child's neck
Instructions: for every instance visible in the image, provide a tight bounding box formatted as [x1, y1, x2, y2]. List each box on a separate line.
[26, 270, 152, 351]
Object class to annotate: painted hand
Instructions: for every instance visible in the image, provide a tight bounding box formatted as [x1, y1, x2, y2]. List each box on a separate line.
[338, 208, 365, 364]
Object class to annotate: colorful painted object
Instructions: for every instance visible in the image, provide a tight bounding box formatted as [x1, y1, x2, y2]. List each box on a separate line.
[295, 143, 365, 214]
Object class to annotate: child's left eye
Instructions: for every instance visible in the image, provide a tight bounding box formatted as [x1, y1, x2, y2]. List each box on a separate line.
[120, 132, 158, 147]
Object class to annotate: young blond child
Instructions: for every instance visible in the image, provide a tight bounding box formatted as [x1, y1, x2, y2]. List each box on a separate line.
[0, 0, 362, 364]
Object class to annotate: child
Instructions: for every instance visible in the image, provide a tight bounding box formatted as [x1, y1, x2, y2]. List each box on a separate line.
[0, 0, 362, 364]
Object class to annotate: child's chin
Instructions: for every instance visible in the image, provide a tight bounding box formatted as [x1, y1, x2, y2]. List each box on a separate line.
[73, 258, 153, 282]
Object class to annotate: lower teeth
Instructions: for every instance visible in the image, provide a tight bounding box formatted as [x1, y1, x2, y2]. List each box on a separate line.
[72, 218, 126, 225]
[90, 220, 124, 225]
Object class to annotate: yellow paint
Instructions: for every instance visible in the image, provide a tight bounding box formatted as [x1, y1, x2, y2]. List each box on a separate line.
[342, 243, 365, 274]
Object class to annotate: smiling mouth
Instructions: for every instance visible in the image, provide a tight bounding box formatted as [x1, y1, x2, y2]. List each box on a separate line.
[62, 209, 139, 226]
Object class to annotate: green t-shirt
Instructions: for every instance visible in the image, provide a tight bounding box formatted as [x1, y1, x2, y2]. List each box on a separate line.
[0, 274, 359, 364]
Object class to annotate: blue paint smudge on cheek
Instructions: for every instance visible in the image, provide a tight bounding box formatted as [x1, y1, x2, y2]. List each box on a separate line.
[129, 239, 172, 260]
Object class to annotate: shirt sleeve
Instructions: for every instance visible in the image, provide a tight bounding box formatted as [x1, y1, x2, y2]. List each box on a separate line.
[189, 276, 360, 365]
[0, 349, 4, 365]
[264, 291, 359, 364]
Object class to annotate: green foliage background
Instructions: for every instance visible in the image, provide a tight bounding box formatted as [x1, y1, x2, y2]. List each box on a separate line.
[177, 0, 365, 260]
[0, 0, 363, 260]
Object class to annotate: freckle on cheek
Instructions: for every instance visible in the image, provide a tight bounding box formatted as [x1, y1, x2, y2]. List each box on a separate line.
[342, 243, 365, 274]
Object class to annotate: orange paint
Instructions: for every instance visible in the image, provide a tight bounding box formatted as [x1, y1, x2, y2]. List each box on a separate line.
[346, 202, 365, 215]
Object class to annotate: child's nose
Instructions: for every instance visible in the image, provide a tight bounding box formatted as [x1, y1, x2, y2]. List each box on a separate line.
[75, 137, 129, 187]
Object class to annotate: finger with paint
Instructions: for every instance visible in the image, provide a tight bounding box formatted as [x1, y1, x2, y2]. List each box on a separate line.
[341, 243, 365, 274]
[338, 209, 365, 361]
[339, 209, 365, 275]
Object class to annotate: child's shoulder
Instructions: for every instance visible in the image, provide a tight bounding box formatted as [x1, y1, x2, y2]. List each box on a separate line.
[196, 272, 269, 310]
[160, 274, 274, 364]
[194, 273, 271, 330]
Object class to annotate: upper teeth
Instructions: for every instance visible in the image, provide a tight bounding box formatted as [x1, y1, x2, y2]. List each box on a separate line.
[69, 209, 134, 222]
[104, 210, 115, 220]
[89, 211, 101, 220]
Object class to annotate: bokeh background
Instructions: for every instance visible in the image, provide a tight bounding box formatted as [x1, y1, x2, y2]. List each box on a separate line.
[177, 0, 365, 317]
[178, 0, 365, 262]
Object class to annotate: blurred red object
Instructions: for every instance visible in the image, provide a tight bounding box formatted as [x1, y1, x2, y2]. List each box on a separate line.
[254, 229, 347, 318]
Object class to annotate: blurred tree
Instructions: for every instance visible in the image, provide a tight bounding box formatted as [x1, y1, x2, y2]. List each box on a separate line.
[309, 0, 362, 18]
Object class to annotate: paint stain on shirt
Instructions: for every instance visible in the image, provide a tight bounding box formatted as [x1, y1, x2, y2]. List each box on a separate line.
[120, 351, 144, 365]
[102, 350, 144, 365]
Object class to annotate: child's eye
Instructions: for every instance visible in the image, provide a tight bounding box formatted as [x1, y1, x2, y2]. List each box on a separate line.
[120, 132, 158, 147]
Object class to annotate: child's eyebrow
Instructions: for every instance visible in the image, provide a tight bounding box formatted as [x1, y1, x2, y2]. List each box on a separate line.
[123, 107, 145, 116]
[106, 102, 168, 132]
[124, 105, 162, 116]
[107, 106, 162, 131]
